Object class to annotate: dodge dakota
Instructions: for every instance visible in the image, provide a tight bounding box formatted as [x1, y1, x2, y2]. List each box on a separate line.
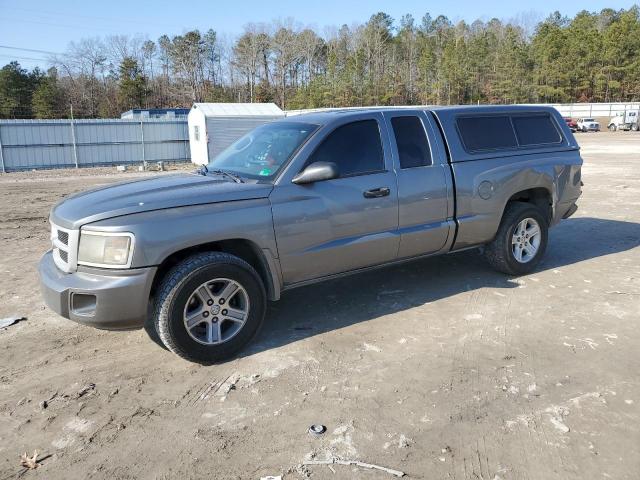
[39, 106, 583, 363]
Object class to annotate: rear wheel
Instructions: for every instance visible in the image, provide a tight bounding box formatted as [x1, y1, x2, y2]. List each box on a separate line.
[484, 202, 548, 276]
[632, 124, 639, 132]
[153, 252, 266, 364]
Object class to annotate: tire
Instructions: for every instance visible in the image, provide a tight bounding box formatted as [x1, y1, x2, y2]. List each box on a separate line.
[484, 202, 548, 276]
[632, 124, 639, 132]
[153, 252, 266, 364]
[609, 124, 617, 132]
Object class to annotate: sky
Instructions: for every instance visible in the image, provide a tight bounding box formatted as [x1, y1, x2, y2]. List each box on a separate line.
[0, 0, 637, 69]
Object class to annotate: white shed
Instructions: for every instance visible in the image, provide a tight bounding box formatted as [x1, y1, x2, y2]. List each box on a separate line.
[187, 103, 285, 165]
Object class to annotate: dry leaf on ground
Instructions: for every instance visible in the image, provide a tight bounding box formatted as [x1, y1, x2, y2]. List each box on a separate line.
[20, 450, 39, 469]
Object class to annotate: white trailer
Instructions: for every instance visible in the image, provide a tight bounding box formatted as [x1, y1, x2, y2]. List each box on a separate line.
[608, 109, 639, 131]
[188, 103, 285, 165]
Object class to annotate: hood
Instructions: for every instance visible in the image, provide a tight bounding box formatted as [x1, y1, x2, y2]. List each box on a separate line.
[51, 173, 273, 229]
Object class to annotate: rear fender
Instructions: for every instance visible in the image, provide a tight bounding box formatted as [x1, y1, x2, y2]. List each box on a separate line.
[451, 152, 581, 250]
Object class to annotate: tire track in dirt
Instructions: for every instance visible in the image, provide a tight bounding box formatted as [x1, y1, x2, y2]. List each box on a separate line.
[445, 286, 502, 480]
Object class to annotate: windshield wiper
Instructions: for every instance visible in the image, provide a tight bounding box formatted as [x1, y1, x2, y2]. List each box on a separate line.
[197, 164, 209, 176]
[208, 169, 244, 183]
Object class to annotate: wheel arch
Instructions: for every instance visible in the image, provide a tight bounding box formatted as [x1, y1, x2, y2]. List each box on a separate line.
[503, 187, 553, 225]
[149, 239, 281, 302]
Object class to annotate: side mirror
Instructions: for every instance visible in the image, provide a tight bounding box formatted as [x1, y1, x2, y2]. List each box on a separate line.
[292, 161, 339, 185]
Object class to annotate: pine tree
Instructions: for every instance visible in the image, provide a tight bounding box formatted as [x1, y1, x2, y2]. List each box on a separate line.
[32, 68, 64, 118]
[117, 57, 148, 111]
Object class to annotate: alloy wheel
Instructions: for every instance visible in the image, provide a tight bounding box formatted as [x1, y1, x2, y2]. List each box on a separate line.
[183, 278, 250, 345]
[511, 218, 542, 264]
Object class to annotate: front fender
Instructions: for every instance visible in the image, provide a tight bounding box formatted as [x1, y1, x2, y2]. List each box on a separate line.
[82, 199, 279, 269]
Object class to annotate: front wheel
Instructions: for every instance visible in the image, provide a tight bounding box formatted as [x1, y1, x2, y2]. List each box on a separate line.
[153, 252, 266, 364]
[609, 124, 617, 131]
[484, 202, 548, 276]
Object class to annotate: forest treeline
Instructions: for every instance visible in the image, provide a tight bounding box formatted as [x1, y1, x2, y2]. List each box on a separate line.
[1, 7, 639, 119]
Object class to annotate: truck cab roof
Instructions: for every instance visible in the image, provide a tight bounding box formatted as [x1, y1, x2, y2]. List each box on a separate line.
[284, 104, 579, 163]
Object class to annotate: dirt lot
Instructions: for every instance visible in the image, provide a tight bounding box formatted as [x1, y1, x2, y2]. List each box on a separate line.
[0, 132, 639, 479]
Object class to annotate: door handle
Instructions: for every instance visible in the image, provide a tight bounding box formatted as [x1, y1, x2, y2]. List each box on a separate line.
[363, 187, 391, 198]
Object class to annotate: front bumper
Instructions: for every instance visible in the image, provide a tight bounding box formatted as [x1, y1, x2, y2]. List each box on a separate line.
[562, 203, 578, 219]
[38, 251, 156, 330]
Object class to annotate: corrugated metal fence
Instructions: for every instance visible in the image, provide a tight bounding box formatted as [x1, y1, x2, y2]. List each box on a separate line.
[551, 102, 640, 118]
[1, 101, 638, 172]
[0, 118, 190, 172]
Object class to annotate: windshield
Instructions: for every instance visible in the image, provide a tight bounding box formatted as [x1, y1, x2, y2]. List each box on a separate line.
[207, 122, 317, 180]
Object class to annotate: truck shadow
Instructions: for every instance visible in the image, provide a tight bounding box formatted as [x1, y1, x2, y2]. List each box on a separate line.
[240, 216, 640, 358]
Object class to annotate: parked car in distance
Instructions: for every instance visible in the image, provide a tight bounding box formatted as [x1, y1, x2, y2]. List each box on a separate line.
[39, 106, 583, 364]
[608, 110, 639, 131]
[576, 117, 600, 132]
[563, 117, 578, 132]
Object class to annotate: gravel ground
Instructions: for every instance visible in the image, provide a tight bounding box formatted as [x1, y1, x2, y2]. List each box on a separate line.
[0, 131, 639, 479]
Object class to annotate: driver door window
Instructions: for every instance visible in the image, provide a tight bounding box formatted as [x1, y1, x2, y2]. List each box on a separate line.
[307, 120, 384, 177]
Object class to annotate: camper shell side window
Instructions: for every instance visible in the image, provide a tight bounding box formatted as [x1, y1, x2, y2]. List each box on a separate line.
[456, 113, 563, 153]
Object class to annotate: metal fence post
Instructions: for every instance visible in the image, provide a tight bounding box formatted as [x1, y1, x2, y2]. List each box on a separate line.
[140, 120, 146, 163]
[0, 123, 5, 173]
[184, 122, 189, 162]
[70, 106, 79, 168]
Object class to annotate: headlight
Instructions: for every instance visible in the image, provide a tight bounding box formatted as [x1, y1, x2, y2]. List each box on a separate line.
[78, 231, 135, 268]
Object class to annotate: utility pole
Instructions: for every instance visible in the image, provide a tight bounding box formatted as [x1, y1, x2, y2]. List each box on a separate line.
[140, 119, 146, 163]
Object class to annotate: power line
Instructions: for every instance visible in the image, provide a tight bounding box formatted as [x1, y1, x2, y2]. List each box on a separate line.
[0, 16, 125, 32]
[0, 45, 62, 56]
[8, 6, 181, 29]
[0, 54, 50, 63]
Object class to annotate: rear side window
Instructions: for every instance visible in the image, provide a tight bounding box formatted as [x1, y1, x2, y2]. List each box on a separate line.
[512, 115, 561, 146]
[309, 120, 384, 176]
[391, 116, 432, 168]
[457, 116, 517, 152]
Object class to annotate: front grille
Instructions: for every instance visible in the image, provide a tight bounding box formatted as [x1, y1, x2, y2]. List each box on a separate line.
[57, 230, 69, 245]
[50, 221, 79, 272]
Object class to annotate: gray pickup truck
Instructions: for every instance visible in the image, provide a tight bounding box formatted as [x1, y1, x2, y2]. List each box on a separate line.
[39, 106, 583, 363]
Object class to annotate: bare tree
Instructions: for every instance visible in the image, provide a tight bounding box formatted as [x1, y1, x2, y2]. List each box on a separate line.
[167, 31, 206, 102]
[270, 20, 303, 108]
[298, 28, 323, 85]
[54, 37, 108, 116]
[233, 27, 263, 101]
[141, 40, 157, 81]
